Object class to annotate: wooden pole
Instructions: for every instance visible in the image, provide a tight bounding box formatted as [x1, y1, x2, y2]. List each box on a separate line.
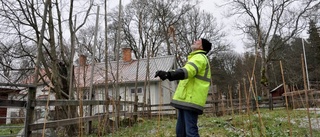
[301, 54, 313, 137]
[87, 5, 100, 134]
[114, 0, 122, 129]
[238, 82, 241, 114]
[212, 85, 218, 116]
[269, 92, 273, 110]
[24, 87, 36, 137]
[103, 0, 110, 135]
[302, 39, 310, 90]
[228, 85, 234, 116]
[280, 60, 292, 137]
[133, 7, 141, 122]
[243, 78, 253, 136]
[24, 0, 50, 136]
[247, 53, 266, 136]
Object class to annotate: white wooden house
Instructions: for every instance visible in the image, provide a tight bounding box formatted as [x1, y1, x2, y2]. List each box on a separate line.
[74, 48, 177, 115]
[0, 74, 23, 124]
[1, 72, 57, 124]
[17, 48, 176, 117]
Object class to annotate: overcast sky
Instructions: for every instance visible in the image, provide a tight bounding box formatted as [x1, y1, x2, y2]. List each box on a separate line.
[108, 0, 245, 53]
[199, 0, 245, 53]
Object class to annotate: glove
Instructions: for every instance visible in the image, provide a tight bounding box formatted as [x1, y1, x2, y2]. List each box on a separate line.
[155, 70, 168, 81]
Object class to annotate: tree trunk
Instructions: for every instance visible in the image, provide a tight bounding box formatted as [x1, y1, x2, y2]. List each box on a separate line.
[48, 1, 77, 135]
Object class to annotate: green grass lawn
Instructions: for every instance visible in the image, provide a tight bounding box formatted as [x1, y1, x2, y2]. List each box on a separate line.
[94, 108, 320, 137]
[0, 124, 24, 136]
[2, 108, 320, 137]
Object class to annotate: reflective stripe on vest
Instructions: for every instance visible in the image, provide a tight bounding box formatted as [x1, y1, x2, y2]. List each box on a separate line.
[187, 62, 198, 74]
[194, 54, 210, 82]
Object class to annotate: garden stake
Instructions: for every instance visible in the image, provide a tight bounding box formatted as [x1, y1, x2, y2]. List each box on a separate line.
[243, 76, 253, 136]
[42, 81, 52, 137]
[301, 54, 313, 137]
[280, 60, 292, 137]
[247, 53, 266, 137]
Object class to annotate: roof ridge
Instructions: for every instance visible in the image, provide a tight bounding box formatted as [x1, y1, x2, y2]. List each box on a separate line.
[97, 55, 175, 64]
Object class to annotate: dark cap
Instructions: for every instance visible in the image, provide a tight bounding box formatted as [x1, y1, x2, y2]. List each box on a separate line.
[201, 38, 212, 54]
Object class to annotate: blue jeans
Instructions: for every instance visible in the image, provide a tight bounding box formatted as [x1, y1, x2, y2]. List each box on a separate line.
[176, 109, 199, 137]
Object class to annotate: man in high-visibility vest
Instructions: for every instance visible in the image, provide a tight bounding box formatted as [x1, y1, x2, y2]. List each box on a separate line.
[155, 38, 212, 137]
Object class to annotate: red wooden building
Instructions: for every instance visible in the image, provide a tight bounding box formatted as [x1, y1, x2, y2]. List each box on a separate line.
[270, 84, 285, 97]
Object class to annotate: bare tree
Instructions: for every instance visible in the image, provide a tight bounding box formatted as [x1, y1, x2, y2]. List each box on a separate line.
[0, 0, 94, 135]
[152, 0, 199, 67]
[113, 0, 228, 66]
[176, 7, 229, 65]
[227, 0, 320, 96]
[105, 0, 199, 67]
[77, 26, 105, 62]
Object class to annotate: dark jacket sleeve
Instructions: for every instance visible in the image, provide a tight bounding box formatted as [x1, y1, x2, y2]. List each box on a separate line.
[167, 68, 186, 81]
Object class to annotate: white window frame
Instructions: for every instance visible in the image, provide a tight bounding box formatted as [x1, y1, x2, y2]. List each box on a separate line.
[130, 87, 143, 95]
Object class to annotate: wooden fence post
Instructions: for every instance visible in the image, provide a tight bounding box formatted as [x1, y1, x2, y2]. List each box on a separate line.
[214, 93, 219, 116]
[212, 85, 219, 116]
[269, 94, 273, 110]
[24, 86, 36, 137]
[251, 98, 256, 111]
[133, 95, 138, 122]
[287, 96, 292, 109]
[147, 99, 151, 118]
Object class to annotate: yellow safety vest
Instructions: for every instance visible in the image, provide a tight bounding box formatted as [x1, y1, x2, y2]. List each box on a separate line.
[171, 50, 211, 114]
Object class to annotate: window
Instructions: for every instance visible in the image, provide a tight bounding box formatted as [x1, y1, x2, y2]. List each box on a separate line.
[37, 95, 48, 100]
[130, 88, 142, 95]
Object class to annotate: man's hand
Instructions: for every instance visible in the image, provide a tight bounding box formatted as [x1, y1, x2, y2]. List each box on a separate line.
[155, 70, 168, 81]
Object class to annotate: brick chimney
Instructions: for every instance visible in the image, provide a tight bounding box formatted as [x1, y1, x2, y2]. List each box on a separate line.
[122, 47, 132, 62]
[79, 54, 87, 66]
